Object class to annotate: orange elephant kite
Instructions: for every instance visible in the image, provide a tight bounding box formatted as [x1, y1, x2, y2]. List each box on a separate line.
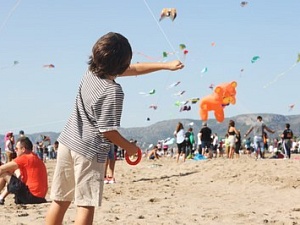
[199, 81, 237, 123]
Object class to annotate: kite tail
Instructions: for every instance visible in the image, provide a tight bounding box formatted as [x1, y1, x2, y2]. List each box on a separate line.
[263, 63, 297, 88]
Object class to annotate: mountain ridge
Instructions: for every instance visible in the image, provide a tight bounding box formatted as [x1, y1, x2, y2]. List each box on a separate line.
[1, 113, 299, 150]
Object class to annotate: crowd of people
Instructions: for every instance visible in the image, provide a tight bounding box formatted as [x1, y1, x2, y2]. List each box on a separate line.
[142, 116, 298, 162]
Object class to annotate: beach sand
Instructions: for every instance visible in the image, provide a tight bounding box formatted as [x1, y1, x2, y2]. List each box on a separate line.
[1, 154, 300, 225]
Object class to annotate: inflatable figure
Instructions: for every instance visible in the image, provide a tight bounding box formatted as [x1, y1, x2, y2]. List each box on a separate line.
[199, 81, 237, 123]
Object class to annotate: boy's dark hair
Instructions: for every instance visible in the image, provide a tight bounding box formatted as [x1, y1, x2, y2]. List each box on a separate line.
[17, 137, 33, 151]
[88, 32, 132, 78]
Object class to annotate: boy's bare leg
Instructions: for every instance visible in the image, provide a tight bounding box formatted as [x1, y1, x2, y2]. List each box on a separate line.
[75, 206, 95, 225]
[45, 200, 71, 225]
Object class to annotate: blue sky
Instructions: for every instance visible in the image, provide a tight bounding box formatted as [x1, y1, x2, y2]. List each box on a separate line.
[0, 0, 299, 134]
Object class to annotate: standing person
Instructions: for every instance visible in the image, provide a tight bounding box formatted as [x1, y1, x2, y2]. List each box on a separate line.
[262, 132, 269, 158]
[224, 134, 230, 157]
[212, 133, 219, 158]
[218, 138, 224, 158]
[235, 130, 242, 158]
[185, 127, 194, 158]
[245, 137, 252, 156]
[174, 122, 186, 163]
[227, 120, 239, 159]
[5, 131, 15, 162]
[104, 144, 117, 184]
[197, 130, 202, 154]
[0, 137, 48, 205]
[199, 122, 212, 158]
[281, 123, 293, 159]
[45, 32, 184, 225]
[244, 116, 275, 159]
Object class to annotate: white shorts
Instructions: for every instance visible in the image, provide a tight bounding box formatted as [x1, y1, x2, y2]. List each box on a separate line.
[50, 143, 105, 207]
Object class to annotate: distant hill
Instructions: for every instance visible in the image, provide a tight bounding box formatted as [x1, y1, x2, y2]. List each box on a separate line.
[1, 113, 299, 150]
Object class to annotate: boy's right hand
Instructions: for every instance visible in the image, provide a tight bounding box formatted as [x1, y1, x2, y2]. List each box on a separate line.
[125, 144, 140, 156]
[168, 60, 184, 71]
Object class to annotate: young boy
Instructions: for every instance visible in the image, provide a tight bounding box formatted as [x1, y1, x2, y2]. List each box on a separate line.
[45, 32, 184, 225]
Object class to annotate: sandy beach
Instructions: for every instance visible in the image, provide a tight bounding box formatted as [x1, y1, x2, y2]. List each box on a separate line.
[1, 154, 300, 225]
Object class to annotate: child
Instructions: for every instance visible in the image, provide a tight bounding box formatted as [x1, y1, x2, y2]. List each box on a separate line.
[45, 32, 184, 225]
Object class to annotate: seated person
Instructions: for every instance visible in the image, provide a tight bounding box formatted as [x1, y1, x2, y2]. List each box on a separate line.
[0, 137, 48, 205]
[147, 146, 160, 160]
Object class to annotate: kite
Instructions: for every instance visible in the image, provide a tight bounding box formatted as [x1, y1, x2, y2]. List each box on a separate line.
[181, 48, 188, 62]
[0, 60, 19, 70]
[189, 98, 200, 104]
[174, 100, 188, 106]
[251, 56, 260, 63]
[163, 138, 175, 145]
[174, 90, 186, 96]
[149, 89, 155, 95]
[209, 84, 214, 90]
[199, 81, 237, 123]
[149, 104, 158, 110]
[162, 51, 176, 58]
[167, 81, 181, 89]
[180, 105, 191, 112]
[174, 101, 181, 107]
[43, 64, 55, 68]
[240, 1, 248, 7]
[139, 89, 156, 96]
[201, 67, 208, 74]
[159, 8, 177, 22]
[211, 42, 216, 47]
[147, 117, 151, 121]
[288, 104, 295, 111]
[179, 44, 186, 50]
[264, 53, 300, 88]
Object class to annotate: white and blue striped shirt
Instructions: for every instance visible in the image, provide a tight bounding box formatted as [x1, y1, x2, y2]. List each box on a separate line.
[58, 70, 124, 163]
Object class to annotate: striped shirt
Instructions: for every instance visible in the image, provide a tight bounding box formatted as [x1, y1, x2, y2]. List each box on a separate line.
[58, 70, 124, 163]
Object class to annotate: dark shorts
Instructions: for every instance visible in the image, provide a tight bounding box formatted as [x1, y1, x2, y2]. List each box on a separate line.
[177, 142, 186, 154]
[7, 175, 47, 204]
[149, 155, 155, 160]
[201, 141, 211, 149]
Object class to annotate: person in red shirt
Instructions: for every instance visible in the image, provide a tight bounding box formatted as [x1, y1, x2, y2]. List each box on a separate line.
[0, 136, 48, 205]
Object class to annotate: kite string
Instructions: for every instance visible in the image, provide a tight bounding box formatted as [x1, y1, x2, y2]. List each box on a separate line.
[263, 63, 297, 88]
[0, 0, 22, 35]
[143, 0, 186, 119]
[143, 0, 180, 61]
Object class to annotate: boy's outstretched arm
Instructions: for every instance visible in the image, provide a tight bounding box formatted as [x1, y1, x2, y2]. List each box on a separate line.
[120, 60, 184, 77]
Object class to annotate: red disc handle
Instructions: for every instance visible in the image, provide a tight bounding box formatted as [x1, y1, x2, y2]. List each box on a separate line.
[125, 148, 142, 166]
